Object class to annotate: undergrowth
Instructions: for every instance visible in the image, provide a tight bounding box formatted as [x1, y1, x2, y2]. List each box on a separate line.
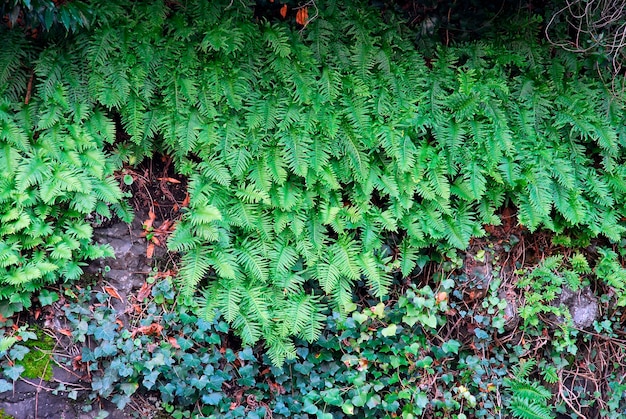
[2, 0, 625, 362]
[0, 238, 620, 418]
[0, 0, 626, 416]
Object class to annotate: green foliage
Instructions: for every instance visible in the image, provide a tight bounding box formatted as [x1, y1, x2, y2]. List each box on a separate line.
[517, 248, 626, 354]
[0, 50, 130, 306]
[18, 325, 54, 381]
[52, 277, 511, 418]
[504, 359, 555, 419]
[0, 324, 52, 386]
[3, 0, 626, 362]
[1, 0, 92, 33]
[517, 255, 578, 328]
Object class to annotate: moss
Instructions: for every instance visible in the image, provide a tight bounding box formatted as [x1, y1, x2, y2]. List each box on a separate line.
[0, 409, 14, 418]
[17, 325, 54, 381]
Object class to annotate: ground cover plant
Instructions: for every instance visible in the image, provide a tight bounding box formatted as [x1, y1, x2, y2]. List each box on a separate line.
[1, 0, 626, 417]
[2, 231, 622, 418]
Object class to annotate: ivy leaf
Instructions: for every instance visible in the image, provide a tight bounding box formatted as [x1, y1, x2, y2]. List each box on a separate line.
[3, 365, 24, 381]
[9, 345, 29, 361]
[381, 324, 397, 337]
[352, 311, 368, 324]
[0, 379, 13, 393]
[93, 322, 118, 341]
[202, 392, 223, 405]
[38, 289, 59, 306]
[441, 339, 461, 354]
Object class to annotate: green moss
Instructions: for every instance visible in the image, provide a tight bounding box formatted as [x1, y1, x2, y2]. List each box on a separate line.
[0, 409, 15, 419]
[17, 325, 54, 381]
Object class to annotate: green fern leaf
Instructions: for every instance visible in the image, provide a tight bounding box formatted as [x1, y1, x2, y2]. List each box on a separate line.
[280, 132, 311, 178]
[317, 260, 341, 294]
[235, 240, 269, 283]
[270, 242, 298, 277]
[208, 250, 238, 280]
[265, 334, 296, 366]
[179, 245, 212, 296]
[216, 281, 244, 323]
[233, 313, 262, 345]
[242, 286, 271, 326]
[358, 253, 391, 298]
[509, 398, 554, 419]
[331, 239, 360, 280]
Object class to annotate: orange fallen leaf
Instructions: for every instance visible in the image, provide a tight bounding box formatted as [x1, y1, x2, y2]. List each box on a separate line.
[436, 291, 448, 304]
[154, 270, 175, 279]
[136, 282, 153, 302]
[157, 177, 181, 184]
[146, 242, 155, 258]
[159, 219, 174, 232]
[143, 210, 156, 230]
[181, 193, 190, 208]
[58, 328, 73, 337]
[131, 323, 163, 338]
[296, 7, 308, 26]
[104, 286, 122, 301]
[168, 336, 181, 349]
[280, 4, 287, 18]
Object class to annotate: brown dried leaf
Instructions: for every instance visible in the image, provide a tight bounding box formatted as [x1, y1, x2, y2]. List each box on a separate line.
[157, 177, 181, 184]
[181, 193, 190, 208]
[168, 336, 180, 349]
[146, 242, 155, 259]
[131, 323, 163, 338]
[143, 210, 156, 230]
[104, 286, 122, 301]
[136, 282, 153, 302]
[58, 328, 73, 337]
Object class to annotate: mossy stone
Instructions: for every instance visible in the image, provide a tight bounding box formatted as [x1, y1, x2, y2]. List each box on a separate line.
[17, 325, 55, 381]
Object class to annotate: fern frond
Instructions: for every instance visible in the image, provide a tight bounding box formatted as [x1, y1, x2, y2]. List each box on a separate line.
[265, 333, 296, 366]
[269, 242, 298, 277]
[235, 240, 269, 283]
[242, 286, 271, 326]
[232, 313, 262, 345]
[509, 398, 554, 419]
[215, 280, 244, 323]
[331, 239, 360, 280]
[179, 245, 212, 296]
[358, 253, 391, 298]
[280, 131, 311, 178]
[208, 250, 238, 280]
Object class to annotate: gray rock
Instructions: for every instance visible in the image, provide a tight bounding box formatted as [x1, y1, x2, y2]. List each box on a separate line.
[85, 210, 164, 318]
[558, 286, 599, 329]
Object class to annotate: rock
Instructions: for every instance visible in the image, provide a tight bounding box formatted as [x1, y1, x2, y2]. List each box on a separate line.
[464, 249, 493, 299]
[85, 209, 164, 318]
[558, 286, 599, 329]
[498, 286, 520, 331]
[0, 369, 129, 418]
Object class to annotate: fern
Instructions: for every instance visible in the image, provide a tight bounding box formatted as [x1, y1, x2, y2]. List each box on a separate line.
[4, 0, 625, 365]
[179, 245, 212, 296]
[505, 359, 555, 419]
[509, 399, 555, 419]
